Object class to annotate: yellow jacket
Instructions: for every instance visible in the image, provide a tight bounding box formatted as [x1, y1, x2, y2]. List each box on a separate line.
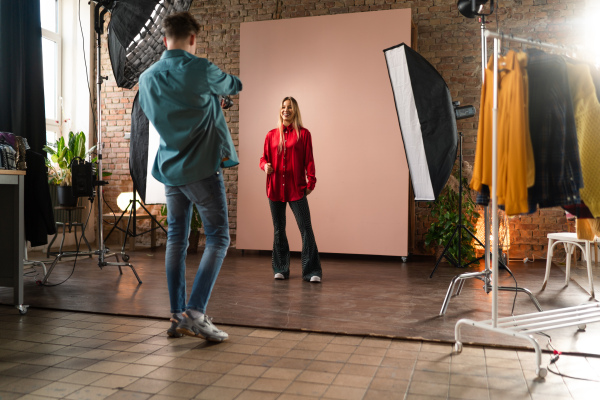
[470, 51, 535, 215]
[567, 63, 600, 217]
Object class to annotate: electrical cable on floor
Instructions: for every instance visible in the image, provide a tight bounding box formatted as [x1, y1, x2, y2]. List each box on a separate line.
[537, 333, 600, 382]
[42, 203, 93, 287]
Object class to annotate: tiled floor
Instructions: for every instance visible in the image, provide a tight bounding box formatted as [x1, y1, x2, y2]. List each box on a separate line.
[1, 306, 600, 399]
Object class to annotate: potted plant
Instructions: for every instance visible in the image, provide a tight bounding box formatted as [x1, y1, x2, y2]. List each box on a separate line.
[44, 131, 95, 207]
[424, 161, 480, 266]
[160, 204, 203, 253]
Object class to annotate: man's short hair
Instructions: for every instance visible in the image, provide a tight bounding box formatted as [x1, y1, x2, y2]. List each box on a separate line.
[163, 12, 201, 41]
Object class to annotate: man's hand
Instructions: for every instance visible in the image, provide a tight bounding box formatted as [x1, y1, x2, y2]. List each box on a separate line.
[264, 163, 274, 174]
[306, 188, 313, 195]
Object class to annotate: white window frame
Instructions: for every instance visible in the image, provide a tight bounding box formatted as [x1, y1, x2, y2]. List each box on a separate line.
[41, 0, 62, 139]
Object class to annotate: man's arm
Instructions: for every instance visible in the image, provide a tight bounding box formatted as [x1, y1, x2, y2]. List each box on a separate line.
[206, 61, 242, 96]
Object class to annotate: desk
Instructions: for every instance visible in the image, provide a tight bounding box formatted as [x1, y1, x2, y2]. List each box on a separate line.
[103, 213, 158, 251]
[0, 170, 27, 314]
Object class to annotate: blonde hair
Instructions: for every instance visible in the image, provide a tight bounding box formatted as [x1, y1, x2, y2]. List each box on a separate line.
[277, 96, 303, 154]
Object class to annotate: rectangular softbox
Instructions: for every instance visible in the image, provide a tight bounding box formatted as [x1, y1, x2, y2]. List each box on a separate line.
[384, 43, 458, 201]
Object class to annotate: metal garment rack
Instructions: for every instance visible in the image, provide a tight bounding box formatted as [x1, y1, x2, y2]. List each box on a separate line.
[454, 30, 600, 378]
[438, 20, 542, 316]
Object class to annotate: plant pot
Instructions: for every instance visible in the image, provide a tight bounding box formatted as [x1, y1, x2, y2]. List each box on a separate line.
[57, 186, 77, 207]
[188, 230, 200, 254]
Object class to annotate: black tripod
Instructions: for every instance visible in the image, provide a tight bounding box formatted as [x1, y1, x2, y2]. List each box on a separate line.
[104, 184, 167, 262]
[429, 132, 484, 278]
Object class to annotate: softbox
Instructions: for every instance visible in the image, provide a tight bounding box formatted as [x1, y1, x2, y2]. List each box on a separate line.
[384, 43, 458, 201]
[129, 92, 149, 203]
[130, 93, 165, 205]
[108, 0, 192, 89]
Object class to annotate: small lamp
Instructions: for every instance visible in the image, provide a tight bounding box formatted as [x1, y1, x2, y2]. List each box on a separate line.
[117, 191, 141, 212]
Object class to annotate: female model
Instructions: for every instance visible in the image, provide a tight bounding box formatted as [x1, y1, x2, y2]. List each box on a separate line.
[259, 96, 322, 282]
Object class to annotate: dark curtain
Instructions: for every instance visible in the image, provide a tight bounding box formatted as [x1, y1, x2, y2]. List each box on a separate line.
[0, 0, 47, 154]
[25, 150, 56, 246]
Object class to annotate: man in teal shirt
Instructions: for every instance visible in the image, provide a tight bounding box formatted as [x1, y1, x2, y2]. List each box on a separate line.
[139, 12, 241, 342]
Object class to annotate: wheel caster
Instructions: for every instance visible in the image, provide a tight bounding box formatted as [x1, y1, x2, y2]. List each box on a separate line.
[577, 324, 586, 330]
[17, 305, 28, 315]
[401, 256, 408, 263]
[454, 342, 463, 353]
[122, 254, 130, 262]
[536, 367, 547, 378]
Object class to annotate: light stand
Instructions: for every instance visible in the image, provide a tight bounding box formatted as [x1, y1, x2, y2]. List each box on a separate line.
[104, 183, 167, 262]
[436, 2, 541, 315]
[41, 1, 142, 285]
[429, 129, 485, 277]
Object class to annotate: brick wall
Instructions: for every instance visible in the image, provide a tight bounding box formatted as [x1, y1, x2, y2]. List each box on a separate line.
[99, 0, 589, 258]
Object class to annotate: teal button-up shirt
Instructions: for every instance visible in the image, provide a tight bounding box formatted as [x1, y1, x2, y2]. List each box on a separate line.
[139, 49, 242, 186]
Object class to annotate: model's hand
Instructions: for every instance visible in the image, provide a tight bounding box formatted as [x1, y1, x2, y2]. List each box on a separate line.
[265, 163, 273, 174]
[306, 188, 313, 195]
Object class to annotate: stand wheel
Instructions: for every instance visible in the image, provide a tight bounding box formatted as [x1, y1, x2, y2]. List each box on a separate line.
[536, 367, 547, 378]
[17, 305, 28, 315]
[577, 324, 587, 330]
[401, 257, 408, 263]
[454, 342, 463, 353]
[122, 254, 130, 262]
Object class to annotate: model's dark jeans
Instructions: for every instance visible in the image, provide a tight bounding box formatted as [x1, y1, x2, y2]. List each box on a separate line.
[268, 195, 322, 281]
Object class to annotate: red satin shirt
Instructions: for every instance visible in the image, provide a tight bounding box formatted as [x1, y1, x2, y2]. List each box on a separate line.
[259, 126, 316, 202]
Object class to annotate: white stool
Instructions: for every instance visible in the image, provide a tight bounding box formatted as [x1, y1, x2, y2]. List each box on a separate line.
[542, 232, 598, 298]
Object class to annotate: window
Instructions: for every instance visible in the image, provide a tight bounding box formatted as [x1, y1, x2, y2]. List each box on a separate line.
[40, 0, 61, 145]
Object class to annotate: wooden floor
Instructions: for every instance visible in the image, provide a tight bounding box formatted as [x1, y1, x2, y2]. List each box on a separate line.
[2, 247, 599, 355]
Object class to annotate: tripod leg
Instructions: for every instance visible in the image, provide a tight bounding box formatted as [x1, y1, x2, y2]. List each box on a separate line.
[430, 227, 458, 278]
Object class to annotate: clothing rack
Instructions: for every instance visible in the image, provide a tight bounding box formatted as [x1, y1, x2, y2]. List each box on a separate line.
[454, 30, 600, 378]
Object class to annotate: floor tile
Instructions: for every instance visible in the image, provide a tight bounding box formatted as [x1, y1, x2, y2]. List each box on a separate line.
[322, 385, 366, 400]
[248, 377, 292, 393]
[283, 381, 328, 397]
[124, 377, 172, 394]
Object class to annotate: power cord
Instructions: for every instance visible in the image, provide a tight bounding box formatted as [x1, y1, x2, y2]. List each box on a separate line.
[79, 0, 97, 140]
[42, 201, 93, 287]
[540, 334, 600, 382]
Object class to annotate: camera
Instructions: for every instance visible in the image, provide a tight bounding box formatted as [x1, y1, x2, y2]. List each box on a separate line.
[220, 95, 234, 110]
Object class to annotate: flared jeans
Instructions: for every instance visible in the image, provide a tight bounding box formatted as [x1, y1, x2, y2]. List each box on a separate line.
[268, 195, 322, 281]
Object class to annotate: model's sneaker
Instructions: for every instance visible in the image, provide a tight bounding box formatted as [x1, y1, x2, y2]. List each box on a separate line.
[310, 276, 321, 283]
[167, 313, 183, 338]
[176, 313, 229, 342]
[274, 273, 285, 280]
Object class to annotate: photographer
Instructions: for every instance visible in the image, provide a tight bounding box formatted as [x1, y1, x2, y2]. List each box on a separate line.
[139, 11, 241, 342]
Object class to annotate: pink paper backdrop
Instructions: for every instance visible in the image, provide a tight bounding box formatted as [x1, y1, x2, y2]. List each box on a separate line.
[237, 9, 411, 256]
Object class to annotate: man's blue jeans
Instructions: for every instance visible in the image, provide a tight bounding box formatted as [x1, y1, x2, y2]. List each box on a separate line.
[164, 170, 229, 314]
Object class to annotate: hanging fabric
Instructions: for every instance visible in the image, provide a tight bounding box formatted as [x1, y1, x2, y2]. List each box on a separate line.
[470, 50, 534, 215]
[526, 49, 583, 211]
[566, 63, 600, 218]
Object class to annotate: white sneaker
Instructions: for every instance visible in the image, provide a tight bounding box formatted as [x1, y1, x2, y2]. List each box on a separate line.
[310, 276, 321, 283]
[176, 313, 228, 342]
[274, 273, 285, 280]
